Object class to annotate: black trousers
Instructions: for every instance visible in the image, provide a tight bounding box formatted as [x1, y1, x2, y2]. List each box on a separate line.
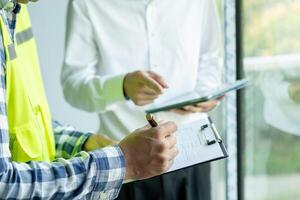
[117, 163, 211, 200]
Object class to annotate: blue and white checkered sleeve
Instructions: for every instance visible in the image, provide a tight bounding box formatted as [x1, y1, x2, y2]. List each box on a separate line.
[0, 12, 11, 175]
[0, 26, 126, 200]
[53, 121, 92, 159]
[0, 147, 126, 199]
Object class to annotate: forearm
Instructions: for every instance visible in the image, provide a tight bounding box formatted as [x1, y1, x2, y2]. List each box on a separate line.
[0, 146, 125, 199]
[63, 0, 126, 113]
[61, 66, 126, 112]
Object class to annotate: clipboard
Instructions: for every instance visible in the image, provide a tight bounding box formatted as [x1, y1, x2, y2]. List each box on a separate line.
[145, 79, 249, 114]
[166, 116, 228, 173]
[124, 116, 228, 183]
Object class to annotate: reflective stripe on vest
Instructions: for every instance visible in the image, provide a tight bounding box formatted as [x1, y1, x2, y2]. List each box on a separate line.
[16, 27, 33, 45]
[7, 44, 17, 60]
[1, 5, 56, 162]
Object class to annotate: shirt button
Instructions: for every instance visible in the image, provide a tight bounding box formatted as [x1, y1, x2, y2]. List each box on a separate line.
[151, 33, 156, 37]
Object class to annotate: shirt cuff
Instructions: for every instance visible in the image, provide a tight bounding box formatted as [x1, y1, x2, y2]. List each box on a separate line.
[100, 74, 127, 107]
[71, 132, 92, 156]
[91, 145, 126, 199]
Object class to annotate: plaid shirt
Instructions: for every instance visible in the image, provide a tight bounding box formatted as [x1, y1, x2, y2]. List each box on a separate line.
[0, 4, 125, 200]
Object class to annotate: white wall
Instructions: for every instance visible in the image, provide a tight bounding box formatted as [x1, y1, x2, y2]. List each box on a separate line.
[28, 1, 99, 132]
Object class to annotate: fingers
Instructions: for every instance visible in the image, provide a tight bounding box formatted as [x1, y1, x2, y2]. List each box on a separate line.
[167, 146, 179, 161]
[135, 90, 159, 100]
[165, 133, 176, 148]
[152, 121, 177, 139]
[216, 95, 225, 101]
[165, 160, 175, 171]
[132, 89, 159, 105]
[154, 144, 178, 173]
[136, 100, 155, 106]
[171, 98, 223, 114]
[147, 71, 169, 88]
[183, 105, 202, 112]
[170, 108, 192, 115]
[142, 87, 160, 96]
[196, 100, 219, 111]
[125, 70, 169, 106]
[180, 99, 221, 113]
[139, 72, 164, 94]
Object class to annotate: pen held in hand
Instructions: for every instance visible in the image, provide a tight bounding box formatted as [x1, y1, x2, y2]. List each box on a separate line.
[146, 113, 158, 127]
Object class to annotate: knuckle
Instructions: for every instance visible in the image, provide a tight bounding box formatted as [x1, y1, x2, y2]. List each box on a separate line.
[161, 162, 169, 171]
[157, 142, 167, 152]
[157, 154, 168, 164]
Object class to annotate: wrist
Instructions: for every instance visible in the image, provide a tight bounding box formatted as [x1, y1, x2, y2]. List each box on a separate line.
[119, 141, 137, 180]
[84, 134, 118, 151]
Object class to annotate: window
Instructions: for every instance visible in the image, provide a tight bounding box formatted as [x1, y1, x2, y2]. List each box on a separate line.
[242, 0, 300, 199]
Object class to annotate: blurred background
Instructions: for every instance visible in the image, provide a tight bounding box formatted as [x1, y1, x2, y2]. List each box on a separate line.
[28, 0, 300, 199]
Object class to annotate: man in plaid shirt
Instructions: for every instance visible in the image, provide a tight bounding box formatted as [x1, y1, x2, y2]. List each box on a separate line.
[0, 0, 178, 199]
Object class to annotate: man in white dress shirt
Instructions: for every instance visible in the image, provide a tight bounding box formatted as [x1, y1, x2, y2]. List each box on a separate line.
[62, 0, 223, 199]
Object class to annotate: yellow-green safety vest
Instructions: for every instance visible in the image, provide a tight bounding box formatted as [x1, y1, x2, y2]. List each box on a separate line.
[0, 5, 56, 162]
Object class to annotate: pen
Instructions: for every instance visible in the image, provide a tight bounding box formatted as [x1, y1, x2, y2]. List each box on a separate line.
[146, 113, 158, 127]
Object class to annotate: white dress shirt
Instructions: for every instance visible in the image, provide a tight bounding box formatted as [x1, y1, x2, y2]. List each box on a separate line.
[62, 0, 222, 140]
[257, 55, 300, 136]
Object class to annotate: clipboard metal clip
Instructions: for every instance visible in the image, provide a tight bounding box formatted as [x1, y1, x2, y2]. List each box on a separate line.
[200, 117, 223, 145]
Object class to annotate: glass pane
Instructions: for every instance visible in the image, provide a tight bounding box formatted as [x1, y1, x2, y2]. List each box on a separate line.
[242, 0, 300, 199]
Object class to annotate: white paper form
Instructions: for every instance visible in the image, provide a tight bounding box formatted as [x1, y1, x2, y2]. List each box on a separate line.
[167, 117, 227, 173]
[123, 116, 227, 184]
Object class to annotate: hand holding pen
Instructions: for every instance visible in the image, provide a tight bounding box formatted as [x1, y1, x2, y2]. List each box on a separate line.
[146, 113, 158, 127]
[119, 114, 178, 180]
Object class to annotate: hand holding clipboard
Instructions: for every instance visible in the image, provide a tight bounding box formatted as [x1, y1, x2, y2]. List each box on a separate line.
[145, 79, 249, 114]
